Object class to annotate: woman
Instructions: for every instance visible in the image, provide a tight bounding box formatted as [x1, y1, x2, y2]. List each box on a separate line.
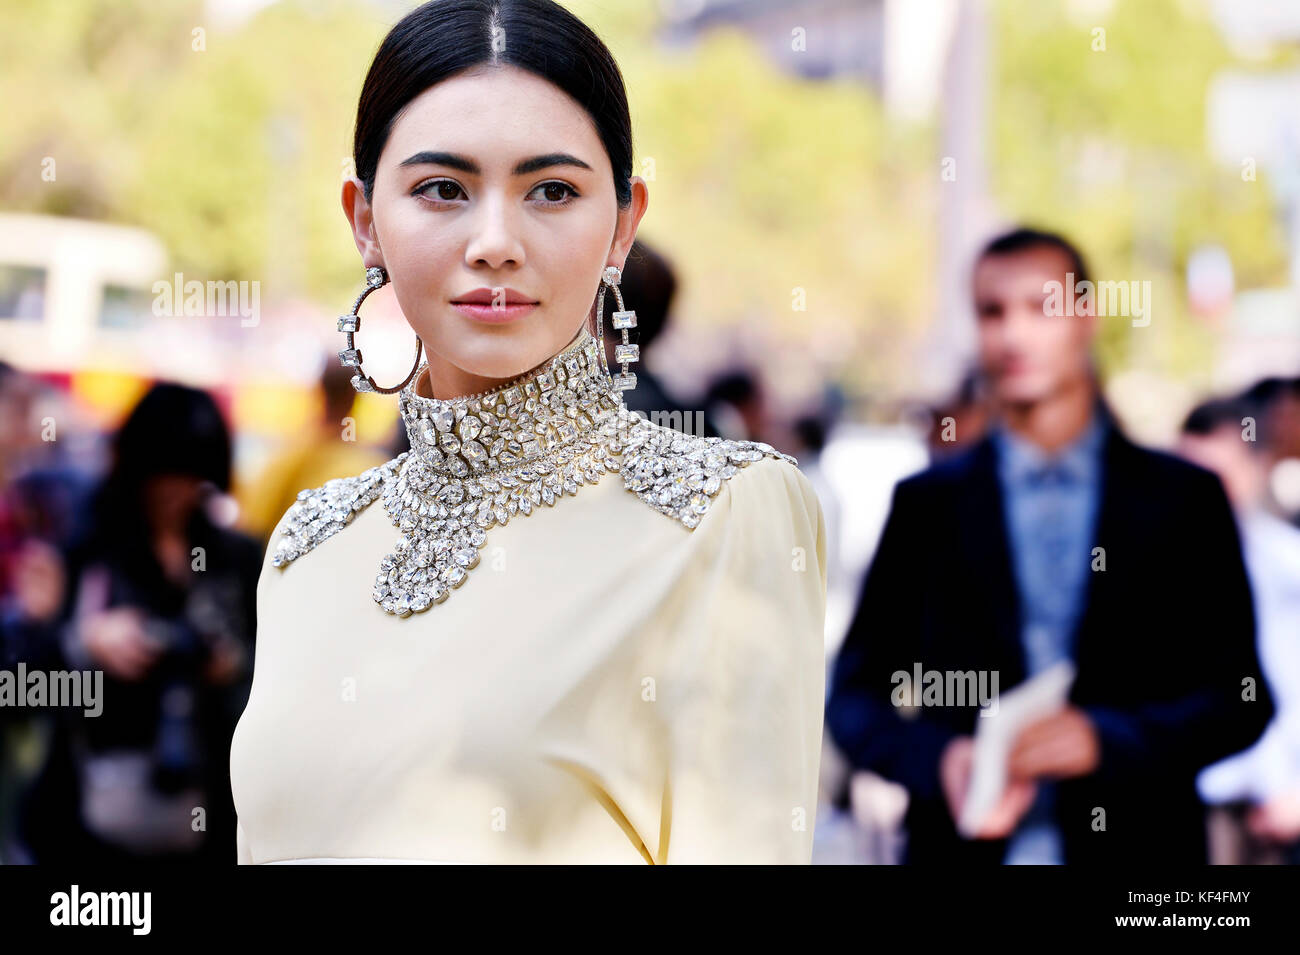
[230, 0, 828, 864]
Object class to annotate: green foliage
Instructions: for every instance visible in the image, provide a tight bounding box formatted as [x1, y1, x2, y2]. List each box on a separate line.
[990, 0, 1296, 381]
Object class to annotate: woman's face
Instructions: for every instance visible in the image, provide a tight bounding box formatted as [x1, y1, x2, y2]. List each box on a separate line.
[344, 64, 648, 397]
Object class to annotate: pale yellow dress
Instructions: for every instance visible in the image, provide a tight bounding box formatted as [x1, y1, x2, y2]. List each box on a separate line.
[228, 326, 828, 864]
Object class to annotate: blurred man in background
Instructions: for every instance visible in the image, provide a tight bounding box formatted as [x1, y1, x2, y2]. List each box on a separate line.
[826, 227, 1273, 864]
[1179, 396, 1300, 864]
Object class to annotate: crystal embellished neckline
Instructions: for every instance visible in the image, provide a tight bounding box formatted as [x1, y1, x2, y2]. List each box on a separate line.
[399, 326, 615, 479]
[270, 323, 800, 617]
[376, 326, 630, 614]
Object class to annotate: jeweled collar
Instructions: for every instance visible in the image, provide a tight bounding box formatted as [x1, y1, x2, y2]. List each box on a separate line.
[270, 324, 801, 617]
[398, 326, 617, 479]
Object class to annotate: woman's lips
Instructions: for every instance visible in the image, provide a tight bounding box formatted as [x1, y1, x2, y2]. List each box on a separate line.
[451, 302, 538, 323]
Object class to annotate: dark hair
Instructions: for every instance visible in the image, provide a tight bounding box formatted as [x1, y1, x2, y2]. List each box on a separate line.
[617, 240, 677, 351]
[106, 382, 233, 498]
[1239, 375, 1300, 408]
[1181, 396, 1269, 450]
[354, 0, 633, 208]
[78, 383, 232, 569]
[793, 415, 827, 454]
[975, 227, 1091, 286]
[706, 370, 760, 408]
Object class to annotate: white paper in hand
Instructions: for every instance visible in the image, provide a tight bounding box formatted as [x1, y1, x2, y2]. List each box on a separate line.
[957, 660, 1077, 838]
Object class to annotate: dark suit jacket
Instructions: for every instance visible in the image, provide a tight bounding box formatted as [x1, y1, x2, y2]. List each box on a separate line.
[825, 409, 1274, 864]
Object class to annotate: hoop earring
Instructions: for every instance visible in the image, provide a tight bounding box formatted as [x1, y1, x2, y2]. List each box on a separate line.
[337, 266, 423, 394]
[596, 265, 638, 392]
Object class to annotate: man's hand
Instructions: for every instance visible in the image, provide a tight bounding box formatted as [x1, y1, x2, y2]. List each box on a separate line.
[1008, 705, 1101, 780]
[940, 735, 1038, 839]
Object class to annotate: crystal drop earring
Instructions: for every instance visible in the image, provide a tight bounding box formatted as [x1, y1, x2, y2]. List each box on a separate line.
[596, 265, 638, 392]
[337, 265, 423, 394]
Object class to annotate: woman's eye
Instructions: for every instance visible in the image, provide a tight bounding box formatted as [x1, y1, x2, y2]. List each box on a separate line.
[413, 179, 577, 206]
[414, 179, 465, 203]
[529, 181, 578, 205]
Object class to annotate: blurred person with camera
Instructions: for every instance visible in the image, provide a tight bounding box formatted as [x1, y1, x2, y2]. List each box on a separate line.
[17, 383, 260, 863]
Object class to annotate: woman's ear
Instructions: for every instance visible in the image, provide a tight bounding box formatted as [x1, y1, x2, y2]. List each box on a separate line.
[342, 176, 384, 267]
[609, 176, 649, 263]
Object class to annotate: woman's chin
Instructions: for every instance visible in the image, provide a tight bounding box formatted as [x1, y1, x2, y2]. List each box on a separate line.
[430, 333, 565, 384]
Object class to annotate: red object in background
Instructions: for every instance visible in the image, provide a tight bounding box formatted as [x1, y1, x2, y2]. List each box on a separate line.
[28, 370, 72, 393]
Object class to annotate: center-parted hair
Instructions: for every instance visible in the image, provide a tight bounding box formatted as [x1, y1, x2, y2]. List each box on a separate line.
[353, 0, 633, 209]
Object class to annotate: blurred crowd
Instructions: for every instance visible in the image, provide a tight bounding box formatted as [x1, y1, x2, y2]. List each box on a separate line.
[0, 371, 259, 863]
[2, 231, 1298, 865]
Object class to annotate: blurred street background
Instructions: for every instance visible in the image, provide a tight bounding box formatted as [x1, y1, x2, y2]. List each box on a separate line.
[2, 0, 1299, 864]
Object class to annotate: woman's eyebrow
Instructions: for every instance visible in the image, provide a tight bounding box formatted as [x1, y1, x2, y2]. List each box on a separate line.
[398, 151, 593, 175]
[512, 153, 593, 175]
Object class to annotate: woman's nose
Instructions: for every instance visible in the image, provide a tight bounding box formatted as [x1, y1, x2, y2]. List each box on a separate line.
[464, 194, 525, 270]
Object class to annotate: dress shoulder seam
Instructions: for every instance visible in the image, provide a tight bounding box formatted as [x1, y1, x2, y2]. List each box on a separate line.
[617, 416, 799, 531]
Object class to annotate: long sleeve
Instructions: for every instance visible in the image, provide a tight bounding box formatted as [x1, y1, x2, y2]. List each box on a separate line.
[654, 457, 828, 863]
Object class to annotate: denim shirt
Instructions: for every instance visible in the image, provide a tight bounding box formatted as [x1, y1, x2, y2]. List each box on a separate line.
[991, 409, 1107, 864]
